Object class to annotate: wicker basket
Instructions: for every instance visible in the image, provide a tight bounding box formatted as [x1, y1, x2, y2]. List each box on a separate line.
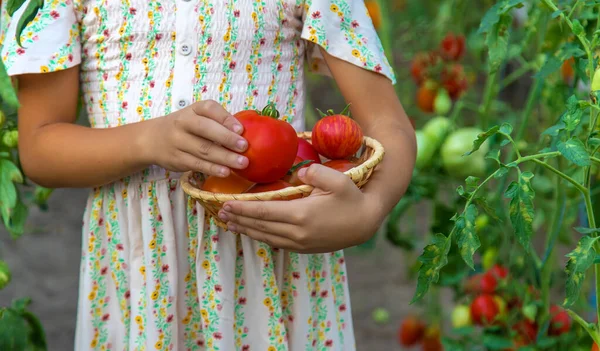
[180, 131, 385, 229]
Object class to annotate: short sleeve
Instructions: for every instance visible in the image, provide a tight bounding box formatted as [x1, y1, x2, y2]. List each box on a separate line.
[0, 0, 81, 76]
[301, 0, 396, 84]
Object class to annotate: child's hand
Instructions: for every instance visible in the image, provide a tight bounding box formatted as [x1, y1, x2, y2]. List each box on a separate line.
[144, 100, 249, 177]
[218, 164, 384, 253]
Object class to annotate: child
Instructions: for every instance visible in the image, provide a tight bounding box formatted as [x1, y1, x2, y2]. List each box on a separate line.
[2, 0, 415, 350]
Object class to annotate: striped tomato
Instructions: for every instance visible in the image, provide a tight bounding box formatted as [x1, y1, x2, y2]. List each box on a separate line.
[311, 105, 363, 160]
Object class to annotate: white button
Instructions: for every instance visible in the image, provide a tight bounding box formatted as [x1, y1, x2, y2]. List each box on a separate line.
[177, 99, 188, 108]
[179, 43, 192, 56]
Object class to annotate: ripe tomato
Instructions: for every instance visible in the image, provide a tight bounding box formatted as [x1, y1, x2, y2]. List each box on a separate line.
[283, 156, 314, 186]
[512, 320, 537, 344]
[440, 32, 466, 61]
[422, 325, 443, 351]
[411, 52, 440, 84]
[312, 106, 363, 160]
[365, 1, 381, 30]
[593, 342, 599, 351]
[548, 305, 571, 336]
[233, 104, 298, 183]
[470, 294, 500, 325]
[464, 273, 497, 294]
[247, 180, 302, 200]
[397, 315, 425, 347]
[201, 172, 255, 194]
[451, 304, 472, 328]
[489, 264, 509, 280]
[441, 63, 468, 100]
[561, 57, 575, 84]
[416, 83, 437, 113]
[297, 138, 321, 164]
[323, 159, 357, 173]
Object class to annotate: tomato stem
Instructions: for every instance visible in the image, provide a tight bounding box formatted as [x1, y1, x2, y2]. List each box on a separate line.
[287, 160, 313, 175]
[261, 103, 281, 119]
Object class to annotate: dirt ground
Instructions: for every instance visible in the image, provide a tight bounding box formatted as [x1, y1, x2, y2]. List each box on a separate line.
[0, 187, 427, 351]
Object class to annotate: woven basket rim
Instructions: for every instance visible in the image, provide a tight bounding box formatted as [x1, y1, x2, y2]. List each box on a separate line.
[180, 131, 384, 202]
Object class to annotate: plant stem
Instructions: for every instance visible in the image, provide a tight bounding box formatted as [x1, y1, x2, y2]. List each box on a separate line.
[500, 63, 533, 90]
[567, 308, 600, 345]
[531, 159, 588, 194]
[479, 71, 498, 130]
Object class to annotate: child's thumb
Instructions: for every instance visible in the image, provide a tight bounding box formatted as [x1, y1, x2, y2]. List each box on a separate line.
[298, 163, 351, 193]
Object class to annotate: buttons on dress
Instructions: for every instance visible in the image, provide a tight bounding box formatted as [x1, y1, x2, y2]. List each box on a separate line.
[179, 43, 192, 56]
[177, 99, 188, 108]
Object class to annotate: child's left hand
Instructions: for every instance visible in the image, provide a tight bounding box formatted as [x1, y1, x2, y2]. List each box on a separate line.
[218, 163, 384, 253]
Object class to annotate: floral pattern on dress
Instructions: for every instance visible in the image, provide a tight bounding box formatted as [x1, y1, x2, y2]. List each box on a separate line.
[1, 0, 394, 350]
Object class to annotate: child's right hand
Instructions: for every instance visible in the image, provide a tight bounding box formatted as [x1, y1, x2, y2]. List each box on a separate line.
[143, 100, 249, 177]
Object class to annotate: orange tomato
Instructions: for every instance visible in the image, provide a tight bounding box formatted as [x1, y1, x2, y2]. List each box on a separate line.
[561, 57, 575, 84]
[416, 83, 437, 113]
[201, 173, 255, 194]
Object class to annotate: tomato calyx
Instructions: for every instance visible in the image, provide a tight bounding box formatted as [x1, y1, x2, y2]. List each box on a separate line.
[316, 103, 351, 118]
[259, 102, 281, 119]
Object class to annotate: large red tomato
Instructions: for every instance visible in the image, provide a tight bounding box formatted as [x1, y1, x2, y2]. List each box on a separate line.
[470, 294, 500, 325]
[548, 305, 571, 336]
[233, 104, 298, 183]
[247, 180, 302, 200]
[201, 173, 255, 194]
[297, 138, 321, 164]
[397, 315, 425, 347]
[311, 105, 363, 160]
[323, 159, 358, 173]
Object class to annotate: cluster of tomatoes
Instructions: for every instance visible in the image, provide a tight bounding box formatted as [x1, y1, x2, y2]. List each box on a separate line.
[453, 264, 573, 350]
[411, 33, 469, 114]
[201, 103, 364, 196]
[398, 315, 443, 351]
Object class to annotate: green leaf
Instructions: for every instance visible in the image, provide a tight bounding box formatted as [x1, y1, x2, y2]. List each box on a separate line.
[11, 297, 31, 313]
[22, 311, 47, 350]
[465, 126, 499, 156]
[486, 149, 502, 164]
[0, 62, 19, 113]
[494, 167, 509, 179]
[465, 177, 479, 194]
[535, 56, 563, 80]
[499, 123, 513, 135]
[542, 120, 566, 137]
[562, 95, 584, 131]
[478, 2, 504, 34]
[574, 227, 600, 234]
[0, 308, 28, 351]
[454, 205, 480, 269]
[7, 201, 28, 239]
[557, 138, 591, 166]
[6, 0, 27, 16]
[572, 19, 584, 36]
[504, 172, 535, 250]
[0, 159, 21, 226]
[410, 233, 452, 304]
[483, 333, 514, 350]
[564, 235, 599, 306]
[441, 337, 468, 351]
[486, 14, 512, 73]
[15, 0, 45, 48]
[474, 196, 501, 221]
[588, 137, 600, 148]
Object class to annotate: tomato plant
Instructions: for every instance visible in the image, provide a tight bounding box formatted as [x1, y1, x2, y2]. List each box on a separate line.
[233, 103, 298, 183]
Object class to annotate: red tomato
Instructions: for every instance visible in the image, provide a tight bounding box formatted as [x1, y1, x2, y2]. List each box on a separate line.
[233, 104, 298, 183]
[201, 173, 255, 194]
[397, 315, 425, 347]
[470, 294, 500, 325]
[464, 273, 497, 294]
[513, 320, 537, 344]
[441, 64, 468, 100]
[247, 180, 302, 200]
[548, 305, 571, 336]
[592, 343, 599, 351]
[283, 156, 314, 186]
[561, 57, 575, 84]
[440, 32, 466, 61]
[416, 83, 437, 113]
[411, 52, 441, 84]
[297, 138, 321, 164]
[489, 264, 509, 280]
[323, 159, 358, 173]
[422, 325, 443, 351]
[312, 107, 363, 160]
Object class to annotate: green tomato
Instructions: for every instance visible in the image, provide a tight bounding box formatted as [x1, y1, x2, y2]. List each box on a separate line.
[593, 68, 600, 92]
[422, 116, 452, 150]
[371, 307, 390, 324]
[481, 247, 497, 271]
[451, 304, 472, 328]
[0, 260, 11, 290]
[415, 130, 437, 170]
[440, 127, 488, 179]
[433, 89, 452, 115]
[522, 304, 537, 322]
[2, 130, 18, 148]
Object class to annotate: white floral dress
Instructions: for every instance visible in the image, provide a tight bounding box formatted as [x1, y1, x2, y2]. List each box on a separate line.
[1, 1, 395, 350]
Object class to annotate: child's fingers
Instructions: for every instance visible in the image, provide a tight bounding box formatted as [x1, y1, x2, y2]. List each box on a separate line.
[182, 114, 247, 153]
[177, 151, 231, 177]
[226, 222, 302, 251]
[191, 100, 243, 134]
[179, 133, 248, 170]
[219, 209, 294, 237]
